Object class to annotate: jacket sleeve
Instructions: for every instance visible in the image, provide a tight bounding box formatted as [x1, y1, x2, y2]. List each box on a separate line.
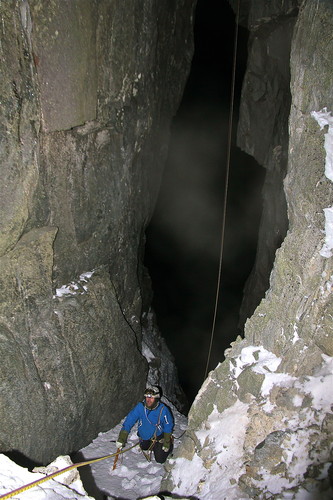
[122, 403, 142, 433]
[161, 406, 174, 434]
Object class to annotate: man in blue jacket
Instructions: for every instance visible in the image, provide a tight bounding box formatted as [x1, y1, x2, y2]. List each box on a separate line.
[116, 386, 174, 463]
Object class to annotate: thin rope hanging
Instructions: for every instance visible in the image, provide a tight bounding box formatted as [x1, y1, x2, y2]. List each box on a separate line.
[204, 0, 241, 380]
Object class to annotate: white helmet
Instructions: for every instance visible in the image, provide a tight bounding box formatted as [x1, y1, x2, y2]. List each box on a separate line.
[144, 386, 160, 398]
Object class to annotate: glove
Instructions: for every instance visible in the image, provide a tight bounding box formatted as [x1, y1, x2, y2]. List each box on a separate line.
[116, 429, 129, 449]
[162, 432, 171, 453]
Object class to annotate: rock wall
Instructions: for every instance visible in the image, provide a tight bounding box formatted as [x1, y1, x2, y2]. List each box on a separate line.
[0, 0, 195, 463]
[237, 0, 299, 325]
[163, 1, 333, 498]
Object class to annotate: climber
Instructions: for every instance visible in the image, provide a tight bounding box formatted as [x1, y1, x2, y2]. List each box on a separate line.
[116, 385, 174, 463]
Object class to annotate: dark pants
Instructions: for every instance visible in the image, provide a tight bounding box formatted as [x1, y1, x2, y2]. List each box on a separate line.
[140, 434, 173, 464]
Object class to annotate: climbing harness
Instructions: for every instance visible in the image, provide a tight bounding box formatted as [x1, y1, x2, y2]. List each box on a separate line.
[141, 436, 158, 462]
[141, 403, 166, 461]
[204, 0, 241, 380]
[140, 433, 173, 462]
[0, 442, 140, 500]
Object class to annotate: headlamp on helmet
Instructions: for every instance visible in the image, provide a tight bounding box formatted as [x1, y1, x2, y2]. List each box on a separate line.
[144, 386, 160, 399]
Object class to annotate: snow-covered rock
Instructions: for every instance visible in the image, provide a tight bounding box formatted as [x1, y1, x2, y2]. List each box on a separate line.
[0, 454, 94, 499]
[162, 347, 333, 499]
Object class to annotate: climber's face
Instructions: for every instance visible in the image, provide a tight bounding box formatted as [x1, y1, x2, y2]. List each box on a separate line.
[145, 396, 155, 407]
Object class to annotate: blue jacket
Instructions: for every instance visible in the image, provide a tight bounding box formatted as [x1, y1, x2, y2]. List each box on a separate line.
[122, 401, 174, 440]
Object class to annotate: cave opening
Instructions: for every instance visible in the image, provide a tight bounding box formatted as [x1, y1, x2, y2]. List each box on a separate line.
[144, 0, 265, 403]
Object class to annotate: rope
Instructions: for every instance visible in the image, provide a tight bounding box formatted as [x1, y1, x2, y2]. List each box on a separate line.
[204, 0, 241, 380]
[141, 437, 157, 462]
[0, 442, 140, 500]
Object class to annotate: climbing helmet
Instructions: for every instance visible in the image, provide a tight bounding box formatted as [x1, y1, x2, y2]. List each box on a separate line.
[144, 386, 160, 399]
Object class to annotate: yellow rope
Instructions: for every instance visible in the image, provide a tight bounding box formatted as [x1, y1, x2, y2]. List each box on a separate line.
[0, 442, 139, 499]
[204, 0, 241, 380]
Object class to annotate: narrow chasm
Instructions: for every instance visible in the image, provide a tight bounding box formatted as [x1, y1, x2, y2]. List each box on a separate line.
[145, 0, 268, 403]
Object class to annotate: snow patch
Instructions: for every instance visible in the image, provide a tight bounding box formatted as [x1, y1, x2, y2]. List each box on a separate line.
[54, 270, 96, 298]
[297, 353, 333, 412]
[311, 108, 333, 182]
[169, 455, 206, 494]
[311, 108, 333, 258]
[230, 345, 282, 379]
[261, 372, 297, 397]
[320, 207, 333, 258]
[142, 341, 155, 363]
[292, 323, 300, 344]
[171, 400, 249, 499]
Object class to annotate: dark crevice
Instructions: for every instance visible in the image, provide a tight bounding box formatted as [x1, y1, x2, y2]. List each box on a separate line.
[4, 450, 42, 471]
[144, 0, 265, 403]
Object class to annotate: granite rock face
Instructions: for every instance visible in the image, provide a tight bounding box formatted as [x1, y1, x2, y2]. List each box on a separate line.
[163, 1, 333, 498]
[237, 1, 300, 325]
[0, 0, 195, 463]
